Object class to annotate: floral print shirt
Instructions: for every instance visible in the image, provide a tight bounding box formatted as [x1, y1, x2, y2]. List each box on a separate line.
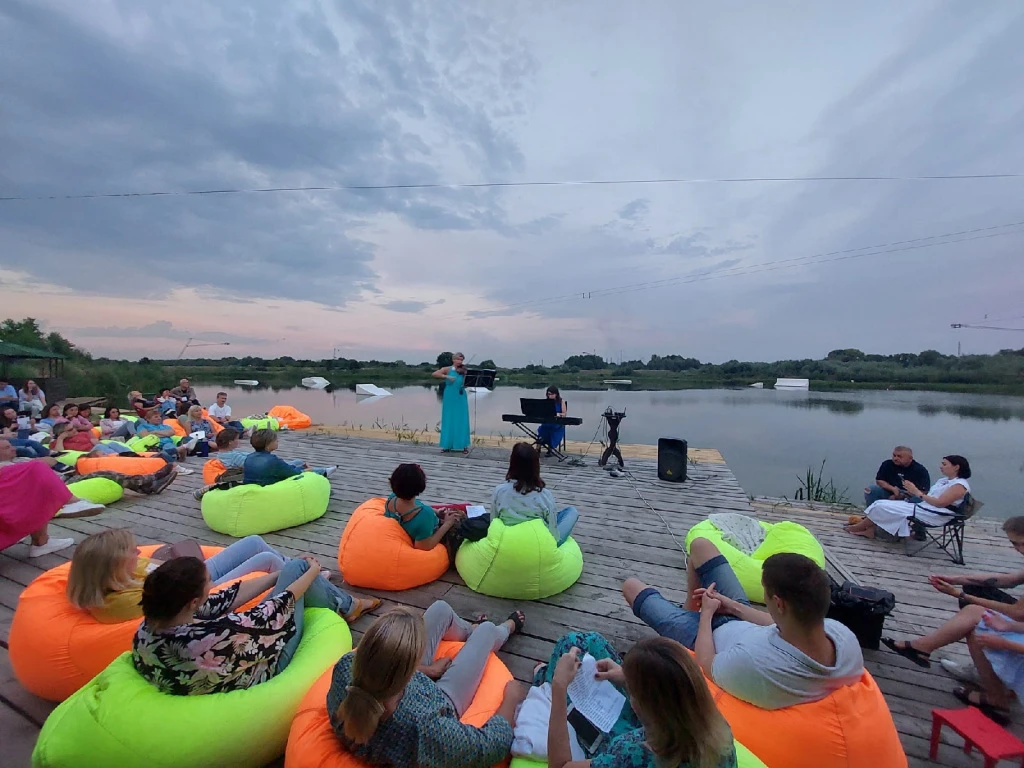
[327, 652, 514, 768]
[591, 729, 737, 768]
[132, 582, 297, 695]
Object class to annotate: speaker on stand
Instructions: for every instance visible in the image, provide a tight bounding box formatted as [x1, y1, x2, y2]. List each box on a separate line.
[657, 438, 688, 482]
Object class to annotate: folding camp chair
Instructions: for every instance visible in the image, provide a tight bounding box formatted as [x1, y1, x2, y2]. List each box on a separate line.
[905, 493, 980, 565]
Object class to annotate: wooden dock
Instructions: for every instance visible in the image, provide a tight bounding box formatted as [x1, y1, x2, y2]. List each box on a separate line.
[1, 432, 1019, 767]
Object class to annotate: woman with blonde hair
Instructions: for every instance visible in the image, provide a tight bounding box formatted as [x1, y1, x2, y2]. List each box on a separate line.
[184, 405, 217, 457]
[545, 634, 736, 768]
[67, 528, 377, 624]
[328, 601, 528, 767]
[431, 352, 471, 453]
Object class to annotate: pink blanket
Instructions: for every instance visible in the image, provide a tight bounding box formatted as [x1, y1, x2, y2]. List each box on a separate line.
[0, 462, 72, 550]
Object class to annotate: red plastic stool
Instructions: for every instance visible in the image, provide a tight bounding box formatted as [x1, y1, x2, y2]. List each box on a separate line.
[931, 707, 1024, 767]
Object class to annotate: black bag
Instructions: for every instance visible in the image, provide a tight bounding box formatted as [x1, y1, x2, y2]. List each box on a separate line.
[441, 514, 491, 563]
[827, 580, 895, 650]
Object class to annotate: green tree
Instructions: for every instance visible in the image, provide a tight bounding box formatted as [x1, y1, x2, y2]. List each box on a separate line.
[479, 359, 496, 369]
[563, 353, 606, 370]
[436, 352, 453, 367]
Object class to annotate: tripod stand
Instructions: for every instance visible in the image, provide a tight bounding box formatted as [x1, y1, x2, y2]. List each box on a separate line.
[598, 409, 625, 468]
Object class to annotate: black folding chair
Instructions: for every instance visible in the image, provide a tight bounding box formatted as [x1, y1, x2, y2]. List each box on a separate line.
[905, 493, 979, 565]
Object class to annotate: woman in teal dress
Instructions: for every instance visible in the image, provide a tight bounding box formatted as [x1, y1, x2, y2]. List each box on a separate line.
[433, 352, 471, 453]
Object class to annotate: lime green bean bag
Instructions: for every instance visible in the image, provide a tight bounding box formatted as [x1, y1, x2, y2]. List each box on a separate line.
[455, 518, 583, 599]
[240, 416, 279, 431]
[201, 471, 331, 536]
[125, 433, 161, 452]
[685, 519, 825, 603]
[65, 477, 123, 505]
[32, 608, 351, 768]
[509, 739, 767, 768]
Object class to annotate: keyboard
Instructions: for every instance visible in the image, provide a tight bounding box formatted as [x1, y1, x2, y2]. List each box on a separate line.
[501, 415, 582, 426]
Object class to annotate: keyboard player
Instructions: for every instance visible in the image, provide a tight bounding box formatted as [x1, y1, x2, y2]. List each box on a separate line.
[537, 385, 566, 456]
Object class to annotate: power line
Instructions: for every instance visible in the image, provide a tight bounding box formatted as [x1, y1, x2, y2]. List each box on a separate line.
[2, 173, 1024, 202]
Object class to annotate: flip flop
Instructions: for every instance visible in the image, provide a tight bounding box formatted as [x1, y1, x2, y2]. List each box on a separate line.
[506, 610, 526, 636]
[342, 597, 381, 623]
[954, 685, 1010, 725]
[881, 637, 931, 668]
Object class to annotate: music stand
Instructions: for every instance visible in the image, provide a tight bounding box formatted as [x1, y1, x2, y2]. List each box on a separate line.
[463, 369, 496, 389]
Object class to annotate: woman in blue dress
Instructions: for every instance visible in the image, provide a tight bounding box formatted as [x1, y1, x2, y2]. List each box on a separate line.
[536, 385, 566, 456]
[433, 352, 471, 453]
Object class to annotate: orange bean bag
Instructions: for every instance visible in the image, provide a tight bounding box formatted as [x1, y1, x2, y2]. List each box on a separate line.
[337, 498, 449, 591]
[200, 409, 225, 435]
[8, 545, 262, 702]
[75, 455, 168, 476]
[709, 670, 906, 768]
[269, 405, 313, 430]
[203, 458, 228, 485]
[163, 418, 188, 437]
[285, 640, 511, 768]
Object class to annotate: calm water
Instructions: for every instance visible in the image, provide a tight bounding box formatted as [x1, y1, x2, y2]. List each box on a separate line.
[196, 384, 1024, 517]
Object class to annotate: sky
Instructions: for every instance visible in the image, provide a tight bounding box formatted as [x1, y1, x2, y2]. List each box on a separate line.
[1, 1, 1023, 365]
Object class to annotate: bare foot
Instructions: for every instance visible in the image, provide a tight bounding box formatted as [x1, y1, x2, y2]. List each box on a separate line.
[421, 657, 453, 680]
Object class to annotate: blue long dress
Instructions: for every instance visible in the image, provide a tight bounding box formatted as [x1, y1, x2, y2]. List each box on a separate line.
[439, 369, 471, 451]
[537, 400, 565, 452]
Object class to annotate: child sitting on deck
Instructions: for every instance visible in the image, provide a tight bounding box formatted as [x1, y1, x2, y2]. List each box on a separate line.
[242, 429, 336, 486]
[384, 463, 465, 552]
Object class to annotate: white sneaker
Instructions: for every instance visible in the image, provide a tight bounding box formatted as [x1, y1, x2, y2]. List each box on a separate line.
[28, 537, 75, 557]
[57, 499, 106, 518]
[940, 658, 981, 685]
[323, 466, 338, 477]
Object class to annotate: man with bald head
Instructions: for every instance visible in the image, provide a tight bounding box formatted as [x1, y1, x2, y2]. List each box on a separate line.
[864, 445, 931, 506]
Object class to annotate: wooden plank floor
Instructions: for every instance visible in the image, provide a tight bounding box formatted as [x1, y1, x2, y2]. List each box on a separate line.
[1, 432, 1018, 767]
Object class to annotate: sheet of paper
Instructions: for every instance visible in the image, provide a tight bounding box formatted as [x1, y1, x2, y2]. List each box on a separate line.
[466, 504, 488, 519]
[190, 431, 206, 440]
[566, 653, 625, 733]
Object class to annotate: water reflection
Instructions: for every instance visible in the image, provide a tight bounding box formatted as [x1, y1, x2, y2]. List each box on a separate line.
[782, 398, 866, 415]
[917, 403, 1024, 422]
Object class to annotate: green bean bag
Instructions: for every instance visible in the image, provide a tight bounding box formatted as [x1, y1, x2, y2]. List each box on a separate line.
[240, 416, 279, 431]
[201, 472, 331, 536]
[125, 433, 161, 452]
[32, 608, 351, 768]
[509, 739, 767, 768]
[455, 518, 583, 599]
[685, 519, 825, 603]
[65, 477, 123, 505]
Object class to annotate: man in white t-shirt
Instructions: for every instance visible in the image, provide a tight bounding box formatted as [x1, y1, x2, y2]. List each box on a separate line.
[623, 538, 864, 710]
[206, 392, 245, 433]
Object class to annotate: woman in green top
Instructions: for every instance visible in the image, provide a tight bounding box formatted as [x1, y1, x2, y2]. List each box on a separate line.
[384, 463, 465, 551]
[547, 634, 736, 768]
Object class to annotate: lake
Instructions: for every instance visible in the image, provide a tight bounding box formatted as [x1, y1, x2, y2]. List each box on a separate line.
[194, 383, 1024, 517]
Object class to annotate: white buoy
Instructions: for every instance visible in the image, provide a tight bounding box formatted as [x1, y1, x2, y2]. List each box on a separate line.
[301, 376, 330, 389]
[355, 384, 392, 397]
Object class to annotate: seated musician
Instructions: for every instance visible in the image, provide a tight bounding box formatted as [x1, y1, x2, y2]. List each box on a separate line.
[536, 385, 566, 456]
[491, 443, 579, 546]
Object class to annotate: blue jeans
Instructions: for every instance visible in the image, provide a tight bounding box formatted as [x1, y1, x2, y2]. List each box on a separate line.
[225, 420, 245, 433]
[274, 558, 355, 673]
[10, 438, 50, 458]
[556, 506, 579, 546]
[205, 535, 287, 584]
[632, 554, 750, 649]
[864, 484, 890, 506]
[286, 458, 331, 476]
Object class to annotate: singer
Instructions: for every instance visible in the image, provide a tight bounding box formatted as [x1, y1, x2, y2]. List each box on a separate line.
[432, 352, 471, 454]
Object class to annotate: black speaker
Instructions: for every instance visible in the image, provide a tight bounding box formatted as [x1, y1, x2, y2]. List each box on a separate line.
[657, 438, 687, 482]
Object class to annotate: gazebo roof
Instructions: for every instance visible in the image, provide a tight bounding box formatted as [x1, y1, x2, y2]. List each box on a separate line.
[0, 341, 67, 361]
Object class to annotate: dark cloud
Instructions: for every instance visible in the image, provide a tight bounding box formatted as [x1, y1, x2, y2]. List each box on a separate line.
[0, 0, 535, 306]
[380, 299, 445, 313]
[617, 198, 649, 222]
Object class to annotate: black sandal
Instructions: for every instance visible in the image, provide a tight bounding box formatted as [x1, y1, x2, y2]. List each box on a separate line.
[954, 685, 1011, 725]
[506, 610, 526, 636]
[881, 637, 932, 668]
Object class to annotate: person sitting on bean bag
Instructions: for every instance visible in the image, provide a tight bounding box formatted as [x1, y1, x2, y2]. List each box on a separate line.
[385, 463, 465, 551]
[100, 406, 137, 440]
[328, 601, 528, 767]
[622, 542, 863, 710]
[0, 440, 106, 557]
[492, 443, 579, 546]
[68, 528, 379, 624]
[242, 428, 335, 486]
[545, 634, 737, 768]
[184, 405, 218, 458]
[135, 409, 189, 462]
[52, 422, 135, 457]
[64, 403, 94, 432]
[0, 405, 52, 458]
[133, 553, 363, 695]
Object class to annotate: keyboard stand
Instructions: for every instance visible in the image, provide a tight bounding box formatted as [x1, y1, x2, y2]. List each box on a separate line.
[507, 420, 570, 462]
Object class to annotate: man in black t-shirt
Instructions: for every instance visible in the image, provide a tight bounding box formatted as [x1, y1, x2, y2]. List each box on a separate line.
[864, 445, 931, 506]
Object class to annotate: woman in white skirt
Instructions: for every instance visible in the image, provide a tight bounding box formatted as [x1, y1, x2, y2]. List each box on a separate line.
[845, 455, 971, 539]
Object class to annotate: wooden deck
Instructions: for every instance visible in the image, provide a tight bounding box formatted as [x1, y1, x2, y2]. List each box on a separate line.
[1, 432, 1019, 767]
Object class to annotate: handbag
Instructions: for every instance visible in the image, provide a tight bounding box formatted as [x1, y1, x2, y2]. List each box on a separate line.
[151, 539, 206, 562]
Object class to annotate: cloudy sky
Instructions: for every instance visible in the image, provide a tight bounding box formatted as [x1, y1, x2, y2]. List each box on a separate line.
[2, 1, 1022, 365]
